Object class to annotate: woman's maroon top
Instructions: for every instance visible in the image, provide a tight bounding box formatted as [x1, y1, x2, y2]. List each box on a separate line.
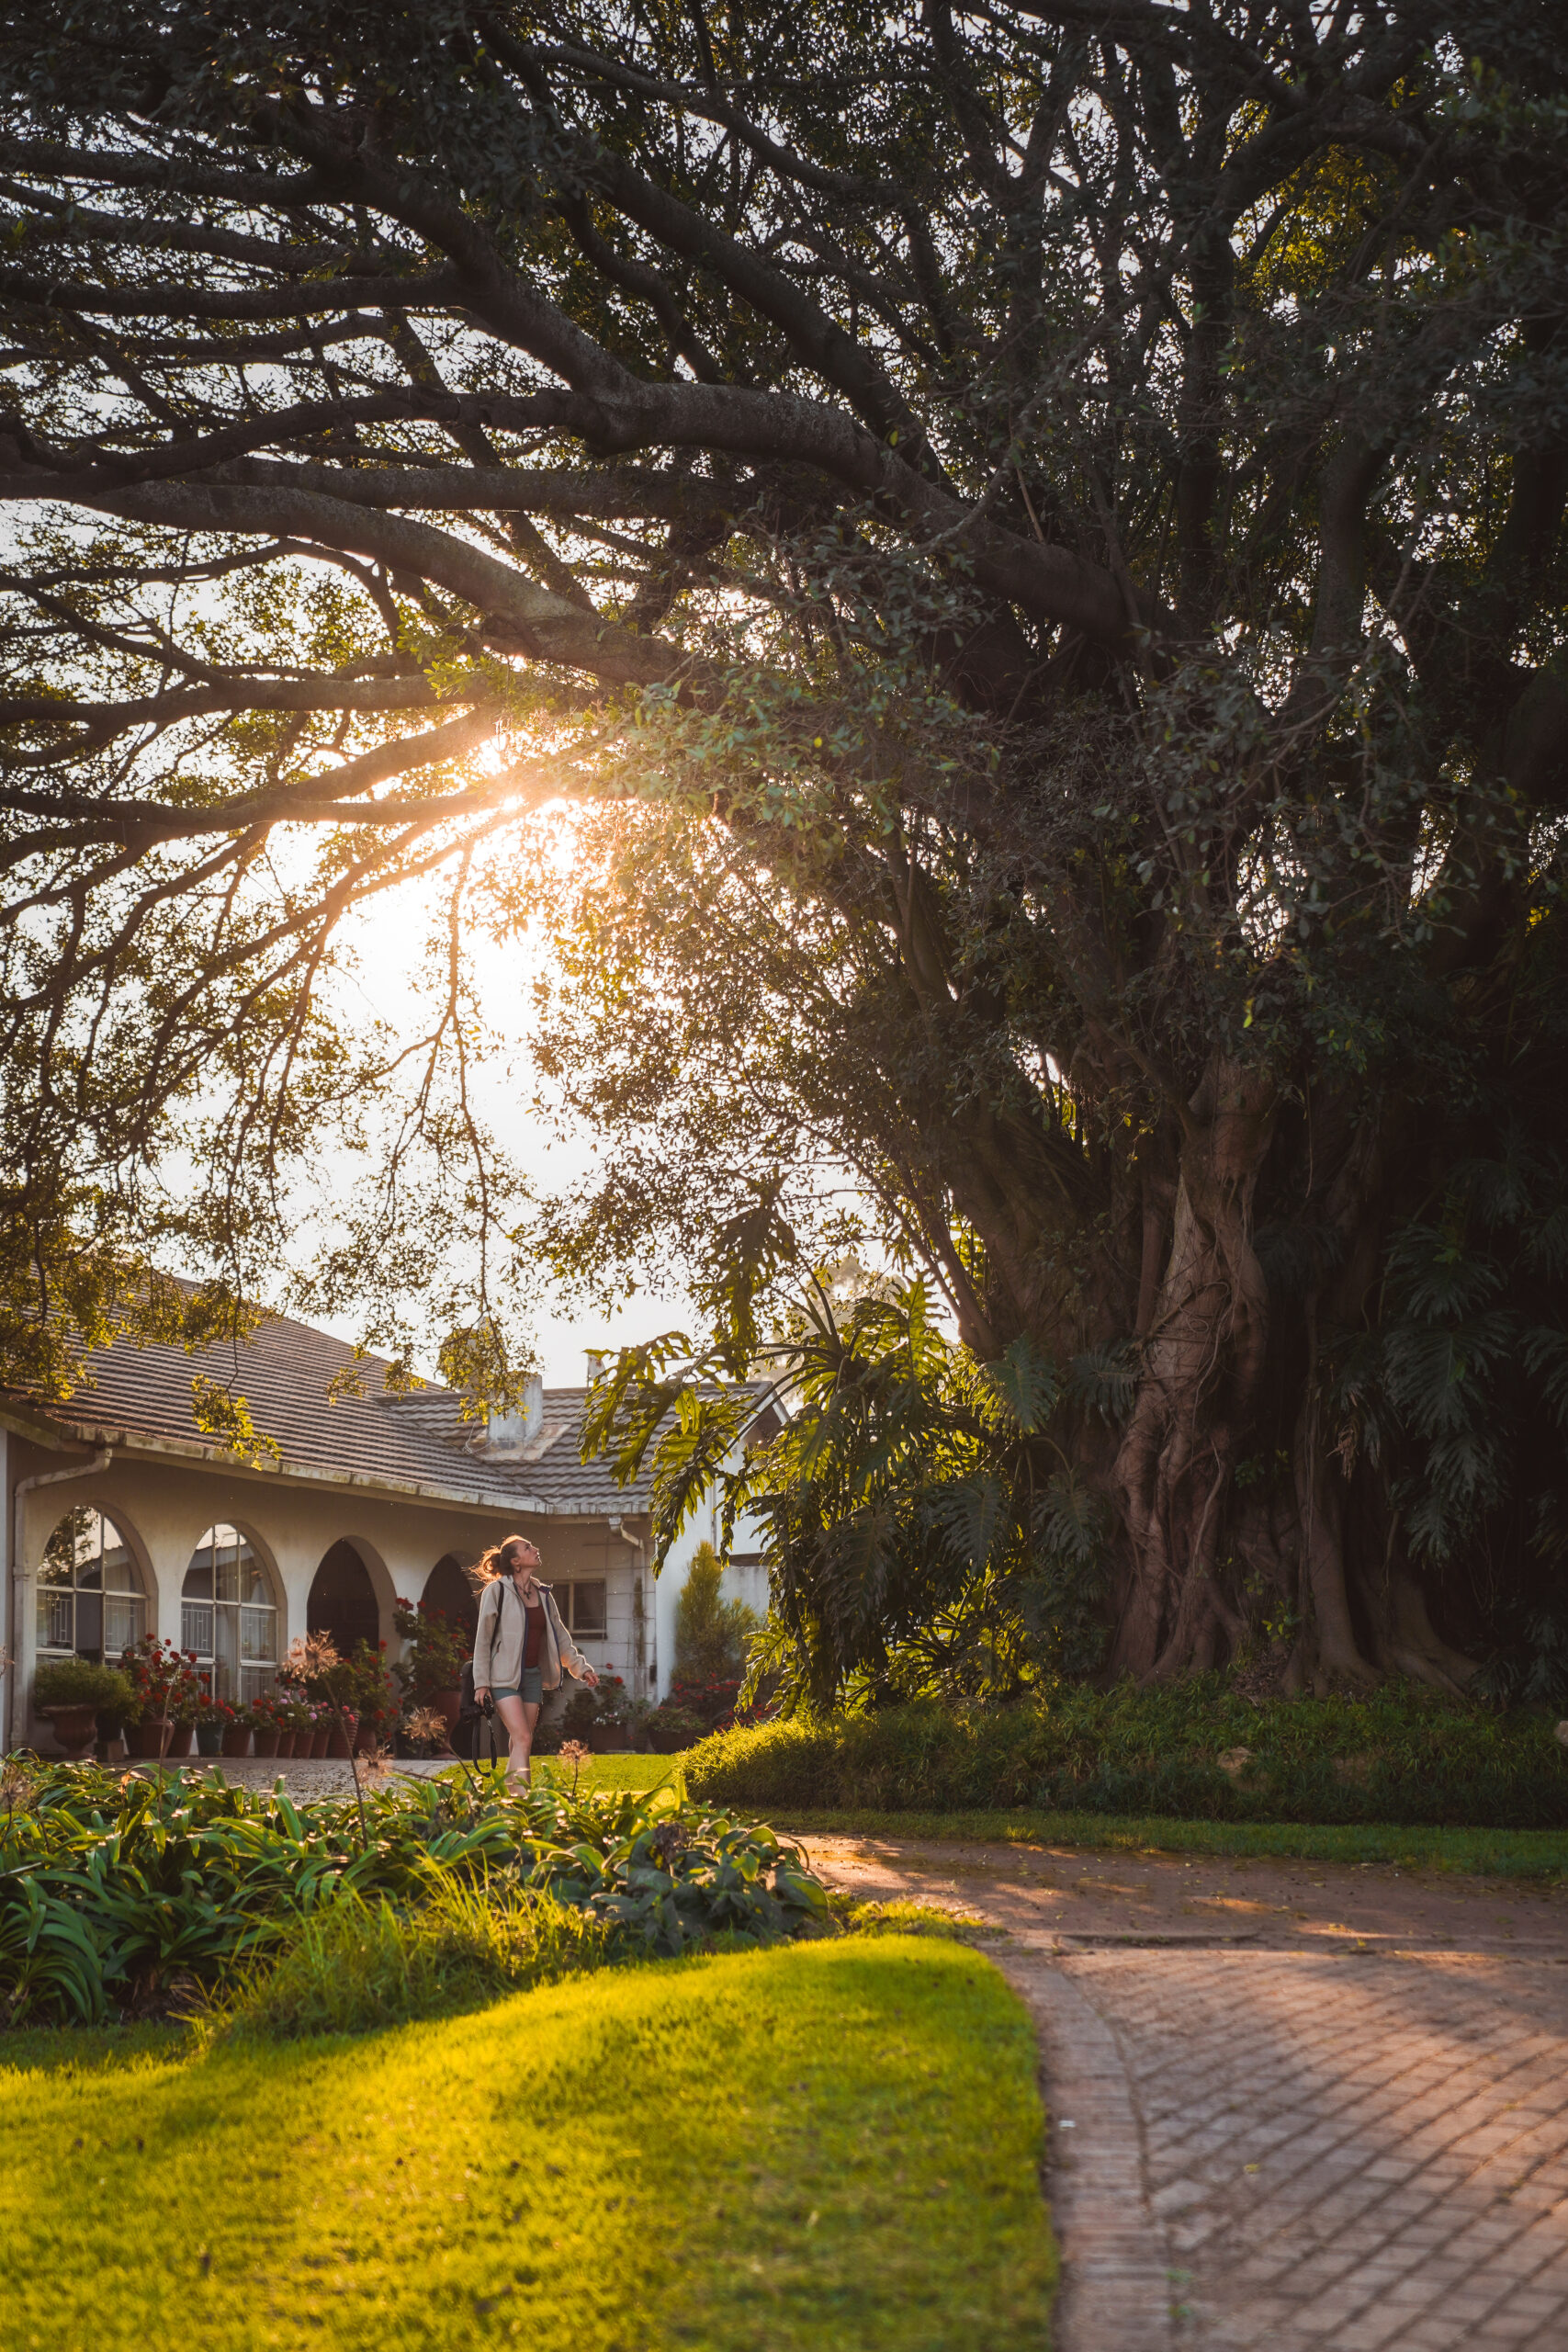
[523, 1600, 546, 1668]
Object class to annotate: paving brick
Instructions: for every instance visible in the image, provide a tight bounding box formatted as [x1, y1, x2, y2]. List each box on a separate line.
[814, 1843, 1568, 2352]
[1065, 1949, 1568, 2352]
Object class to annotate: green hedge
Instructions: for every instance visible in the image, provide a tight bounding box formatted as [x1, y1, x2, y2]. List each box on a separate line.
[683, 1685, 1568, 1828]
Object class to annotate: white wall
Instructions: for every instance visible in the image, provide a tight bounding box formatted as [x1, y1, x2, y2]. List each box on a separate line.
[3, 1431, 658, 1748]
[653, 1487, 770, 1698]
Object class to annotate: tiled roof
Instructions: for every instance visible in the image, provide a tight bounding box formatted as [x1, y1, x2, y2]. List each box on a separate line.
[8, 1304, 679, 1519]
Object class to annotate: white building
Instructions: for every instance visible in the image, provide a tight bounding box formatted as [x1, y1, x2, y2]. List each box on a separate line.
[1, 1299, 771, 1753]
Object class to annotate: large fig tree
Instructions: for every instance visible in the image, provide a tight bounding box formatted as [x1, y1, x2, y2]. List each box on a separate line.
[2, 1, 1565, 1690]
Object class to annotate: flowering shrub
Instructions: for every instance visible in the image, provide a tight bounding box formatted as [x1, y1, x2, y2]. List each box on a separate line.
[668, 1678, 753, 1734]
[118, 1638, 203, 1726]
[391, 1602, 469, 1702]
[348, 1640, 399, 1731]
[249, 1687, 299, 1731]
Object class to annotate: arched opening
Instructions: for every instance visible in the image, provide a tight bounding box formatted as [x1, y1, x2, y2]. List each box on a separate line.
[36, 1505, 146, 1664]
[421, 1552, 479, 1649]
[182, 1523, 279, 1703]
[307, 1540, 380, 1661]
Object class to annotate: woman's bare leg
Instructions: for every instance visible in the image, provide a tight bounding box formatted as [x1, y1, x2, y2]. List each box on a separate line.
[492, 1693, 542, 1782]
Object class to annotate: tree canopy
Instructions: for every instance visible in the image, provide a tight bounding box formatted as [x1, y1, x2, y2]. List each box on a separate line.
[2, 1, 1566, 1694]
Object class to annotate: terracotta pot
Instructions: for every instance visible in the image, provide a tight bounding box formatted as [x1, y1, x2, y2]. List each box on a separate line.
[273, 1729, 295, 1759]
[252, 1726, 280, 1758]
[220, 1725, 252, 1758]
[310, 1726, 332, 1758]
[434, 1686, 462, 1733]
[165, 1723, 195, 1758]
[128, 1715, 171, 1760]
[324, 1711, 358, 1759]
[42, 1703, 99, 1756]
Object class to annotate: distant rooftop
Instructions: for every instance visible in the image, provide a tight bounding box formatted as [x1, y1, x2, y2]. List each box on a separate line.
[2, 1299, 725, 1520]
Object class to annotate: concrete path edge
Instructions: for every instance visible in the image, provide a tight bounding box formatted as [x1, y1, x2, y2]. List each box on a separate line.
[998, 1952, 1175, 2352]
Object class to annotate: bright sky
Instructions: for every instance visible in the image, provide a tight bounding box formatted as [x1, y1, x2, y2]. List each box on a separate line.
[311, 845, 696, 1392]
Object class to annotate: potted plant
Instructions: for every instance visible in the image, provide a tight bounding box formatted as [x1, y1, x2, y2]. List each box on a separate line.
[281, 1632, 362, 1756]
[250, 1690, 282, 1758]
[33, 1659, 132, 1757]
[220, 1702, 253, 1759]
[645, 1701, 707, 1755]
[569, 1673, 632, 1753]
[348, 1639, 397, 1754]
[391, 1600, 469, 1732]
[119, 1637, 202, 1760]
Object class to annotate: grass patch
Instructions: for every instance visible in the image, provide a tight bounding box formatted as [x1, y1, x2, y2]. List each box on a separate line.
[206, 1883, 616, 2041]
[685, 1688, 1568, 1829]
[534, 1750, 684, 1795]
[2, 1939, 1055, 2352]
[777, 1807, 1568, 1879]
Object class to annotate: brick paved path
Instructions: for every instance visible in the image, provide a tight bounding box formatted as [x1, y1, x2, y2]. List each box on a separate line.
[1066, 1948, 1568, 2349]
[799, 1838, 1568, 2351]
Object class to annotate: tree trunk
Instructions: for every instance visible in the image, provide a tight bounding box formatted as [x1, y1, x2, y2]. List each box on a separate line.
[1110, 1056, 1278, 1677]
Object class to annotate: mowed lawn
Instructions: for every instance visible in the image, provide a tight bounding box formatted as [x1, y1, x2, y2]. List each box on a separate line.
[1, 1939, 1055, 2352]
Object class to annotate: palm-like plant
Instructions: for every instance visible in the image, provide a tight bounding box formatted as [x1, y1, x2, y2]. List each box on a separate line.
[587, 1279, 1131, 1712]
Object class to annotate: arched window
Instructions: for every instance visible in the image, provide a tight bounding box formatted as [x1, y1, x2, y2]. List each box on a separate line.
[182, 1524, 278, 1702]
[37, 1506, 146, 1662]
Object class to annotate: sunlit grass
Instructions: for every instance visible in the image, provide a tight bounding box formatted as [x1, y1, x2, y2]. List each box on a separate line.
[532, 1750, 683, 1796]
[3, 1939, 1055, 2352]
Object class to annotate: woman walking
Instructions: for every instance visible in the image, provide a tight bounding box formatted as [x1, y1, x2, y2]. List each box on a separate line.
[472, 1534, 598, 1782]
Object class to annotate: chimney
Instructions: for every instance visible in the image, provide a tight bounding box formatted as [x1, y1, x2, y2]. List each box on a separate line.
[484, 1372, 544, 1457]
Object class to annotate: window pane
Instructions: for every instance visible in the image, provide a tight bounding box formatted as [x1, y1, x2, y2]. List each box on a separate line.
[104, 1595, 143, 1655]
[75, 1591, 104, 1657]
[100, 1521, 140, 1594]
[239, 1665, 275, 1704]
[183, 1555, 214, 1600]
[40, 1510, 87, 1586]
[237, 1540, 269, 1607]
[571, 1581, 607, 1637]
[239, 1605, 276, 1664]
[215, 1540, 241, 1605]
[182, 1600, 215, 1657]
[38, 1589, 73, 1651]
[212, 1599, 240, 1702]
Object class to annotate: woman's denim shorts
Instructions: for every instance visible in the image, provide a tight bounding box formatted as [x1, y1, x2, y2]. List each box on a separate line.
[492, 1668, 544, 1706]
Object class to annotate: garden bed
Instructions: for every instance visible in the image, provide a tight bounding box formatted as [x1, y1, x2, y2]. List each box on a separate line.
[2, 1939, 1055, 2352]
[683, 1686, 1568, 1830]
[0, 1760, 824, 2026]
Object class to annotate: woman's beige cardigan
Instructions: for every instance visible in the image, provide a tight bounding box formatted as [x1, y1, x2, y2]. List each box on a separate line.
[473, 1576, 591, 1694]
